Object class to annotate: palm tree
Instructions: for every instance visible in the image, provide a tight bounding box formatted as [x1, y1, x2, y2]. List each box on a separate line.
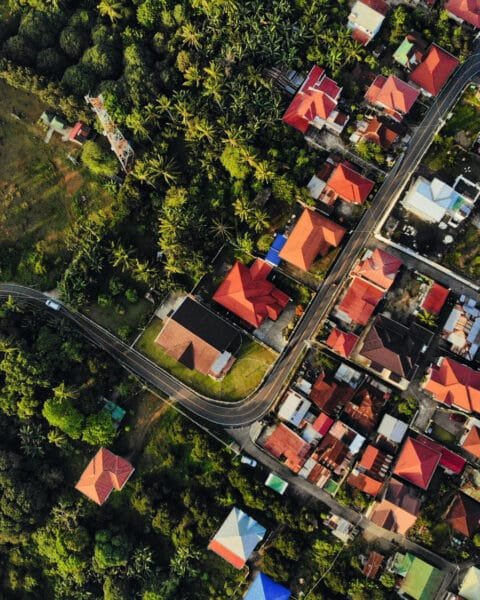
[52, 499, 83, 532]
[248, 208, 269, 233]
[147, 153, 179, 185]
[132, 160, 155, 188]
[183, 65, 202, 88]
[179, 23, 203, 50]
[47, 429, 68, 449]
[254, 160, 274, 183]
[53, 382, 78, 402]
[19, 424, 46, 458]
[97, 0, 125, 23]
[210, 218, 233, 241]
[233, 197, 253, 223]
[110, 242, 134, 271]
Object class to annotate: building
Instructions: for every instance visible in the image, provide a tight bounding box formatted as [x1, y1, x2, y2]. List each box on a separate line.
[352, 248, 402, 291]
[445, 0, 480, 29]
[357, 316, 429, 387]
[283, 65, 348, 135]
[39, 111, 90, 145]
[75, 448, 134, 505]
[348, 444, 392, 496]
[343, 383, 390, 434]
[442, 299, 480, 361]
[301, 412, 334, 444]
[369, 479, 421, 534]
[279, 209, 346, 271]
[363, 551, 384, 579]
[244, 573, 291, 600]
[347, 0, 389, 45]
[335, 277, 385, 327]
[402, 175, 478, 227]
[321, 162, 375, 206]
[263, 423, 312, 473]
[377, 413, 409, 446]
[461, 424, 480, 459]
[393, 437, 441, 490]
[213, 259, 289, 329]
[446, 493, 480, 537]
[416, 434, 466, 475]
[208, 507, 266, 569]
[365, 75, 420, 122]
[264, 473, 289, 496]
[458, 566, 480, 600]
[392, 552, 443, 600]
[420, 281, 449, 315]
[423, 356, 480, 413]
[351, 116, 400, 149]
[155, 296, 240, 379]
[393, 34, 427, 70]
[278, 390, 312, 428]
[409, 44, 459, 97]
[325, 327, 359, 358]
[309, 372, 356, 415]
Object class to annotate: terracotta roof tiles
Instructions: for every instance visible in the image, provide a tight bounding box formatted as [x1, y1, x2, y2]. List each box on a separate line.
[352, 248, 402, 290]
[336, 277, 384, 326]
[365, 75, 420, 116]
[409, 44, 459, 96]
[423, 357, 480, 413]
[445, 0, 480, 28]
[393, 437, 441, 490]
[325, 162, 375, 205]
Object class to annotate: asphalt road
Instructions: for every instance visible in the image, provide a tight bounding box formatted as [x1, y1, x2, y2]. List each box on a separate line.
[1, 49, 480, 428]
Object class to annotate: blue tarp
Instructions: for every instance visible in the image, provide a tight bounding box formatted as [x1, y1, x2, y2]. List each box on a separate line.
[244, 573, 291, 600]
[265, 234, 287, 266]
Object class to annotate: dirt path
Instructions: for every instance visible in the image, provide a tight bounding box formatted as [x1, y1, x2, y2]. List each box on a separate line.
[126, 392, 170, 459]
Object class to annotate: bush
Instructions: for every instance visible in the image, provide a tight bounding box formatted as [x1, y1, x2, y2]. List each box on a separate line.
[81, 140, 118, 178]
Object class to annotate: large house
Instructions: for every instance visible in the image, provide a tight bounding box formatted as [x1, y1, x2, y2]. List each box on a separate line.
[279, 209, 346, 271]
[347, 0, 389, 46]
[446, 493, 480, 538]
[365, 75, 420, 122]
[445, 0, 480, 29]
[423, 356, 480, 413]
[369, 479, 421, 535]
[409, 44, 459, 97]
[155, 296, 240, 379]
[352, 248, 402, 291]
[320, 162, 375, 206]
[393, 437, 441, 490]
[351, 116, 401, 150]
[283, 65, 349, 135]
[334, 277, 385, 327]
[213, 259, 289, 329]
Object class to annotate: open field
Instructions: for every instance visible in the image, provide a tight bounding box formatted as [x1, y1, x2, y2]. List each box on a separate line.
[0, 81, 112, 288]
[136, 317, 276, 401]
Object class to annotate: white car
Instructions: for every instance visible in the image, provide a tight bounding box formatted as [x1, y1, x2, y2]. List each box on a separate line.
[240, 455, 257, 467]
[45, 299, 61, 311]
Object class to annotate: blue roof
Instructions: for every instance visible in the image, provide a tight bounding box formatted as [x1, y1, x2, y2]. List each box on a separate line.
[265, 234, 287, 266]
[244, 573, 291, 600]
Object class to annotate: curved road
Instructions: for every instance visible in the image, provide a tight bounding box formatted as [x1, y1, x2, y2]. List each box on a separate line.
[2, 49, 480, 427]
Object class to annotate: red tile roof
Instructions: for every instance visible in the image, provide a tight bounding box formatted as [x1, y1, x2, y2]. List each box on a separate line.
[279, 209, 346, 271]
[409, 44, 459, 96]
[370, 499, 418, 535]
[358, 117, 400, 149]
[347, 472, 384, 496]
[363, 551, 384, 579]
[445, 0, 480, 28]
[423, 357, 480, 413]
[336, 277, 385, 326]
[312, 412, 334, 436]
[416, 434, 466, 475]
[213, 259, 289, 328]
[365, 75, 420, 117]
[263, 424, 311, 473]
[344, 386, 389, 434]
[462, 426, 480, 458]
[393, 437, 441, 490]
[283, 65, 341, 134]
[309, 373, 356, 415]
[446, 493, 480, 537]
[358, 445, 381, 470]
[352, 248, 402, 290]
[326, 328, 359, 358]
[325, 162, 375, 205]
[421, 282, 449, 315]
[75, 448, 134, 505]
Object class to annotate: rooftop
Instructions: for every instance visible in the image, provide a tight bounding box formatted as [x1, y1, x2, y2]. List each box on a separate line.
[445, 0, 480, 29]
[399, 553, 443, 600]
[352, 248, 402, 291]
[415, 434, 466, 474]
[343, 384, 389, 434]
[423, 356, 480, 413]
[309, 372, 356, 415]
[348, 0, 389, 46]
[325, 162, 375, 205]
[363, 551, 384, 579]
[393, 437, 441, 490]
[377, 413, 409, 444]
[356, 116, 400, 149]
[409, 44, 459, 96]
[446, 493, 480, 537]
[336, 277, 385, 326]
[462, 425, 480, 458]
[365, 75, 420, 118]
[263, 423, 312, 473]
[421, 282, 449, 315]
[244, 573, 291, 600]
[370, 479, 421, 534]
[347, 472, 383, 496]
[325, 327, 359, 358]
[459, 566, 480, 600]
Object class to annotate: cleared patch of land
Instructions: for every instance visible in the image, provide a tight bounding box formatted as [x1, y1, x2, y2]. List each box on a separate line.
[136, 317, 276, 401]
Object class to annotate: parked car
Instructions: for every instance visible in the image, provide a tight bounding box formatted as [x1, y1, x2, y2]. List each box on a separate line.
[240, 455, 257, 467]
[45, 299, 61, 311]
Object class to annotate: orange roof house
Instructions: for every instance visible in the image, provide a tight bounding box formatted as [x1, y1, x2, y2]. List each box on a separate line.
[363, 551, 384, 579]
[409, 45, 459, 97]
[263, 423, 312, 473]
[352, 248, 402, 291]
[365, 75, 420, 121]
[325, 327, 359, 358]
[213, 259, 289, 329]
[335, 277, 385, 326]
[279, 209, 346, 271]
[393, 437, 441, 490]
[370, 478, 421, 535]
[347, 472, 384, 496]
[423, 357, 480, 413]
[446, 494, 480, 537]
[462, 426, 480, 458]
[421, 282, 449, 315]
[355, 117, 400, 149]
[309, 372, 356, 415]
[75, 448, 134, 505]
[445, 0, 480, 29]
[323, 162, 375, 206]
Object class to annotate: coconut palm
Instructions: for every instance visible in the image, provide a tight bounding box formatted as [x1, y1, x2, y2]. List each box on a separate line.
[146, 153, 179, 185]
[210, 218, 233, 241]
[53, 382, 78, 402]
[110, 242, 134, 271]
[233, 197, 253, 223]
[97, 0, 125, 23]
[179, 23, 203, 50]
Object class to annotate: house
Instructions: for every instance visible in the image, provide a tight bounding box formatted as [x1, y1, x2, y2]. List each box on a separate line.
[446, 493, 480, 537]
[301, 412, 334, 444]
[409, 44, 459, 97]
[393, 436, 441, 490]
[356, 316, 429, 387]
[75, 448, 134, 505]
[334, 277, 385, 327]
[329, 420, 366, 455]
[420, 281, 449, 315]
[365, 75, 420, 122]
[352, 248, 402, 291]
[39, 111, 90, 145]
[315, 432, 353, 476]
[377, 413, 409, 446]
[279, 209, 346, 271]
[213, 259, 289, 329]
[282, 65, 349, 136]
[393, 33, 427, 70]
[347, 0, 389, 45]
[308, 372, 356, 415]
[342, 382, 390, 433]
[402, 175, 478, 227]
[325, 327, 359, 358]
[263, 423, 312, 473]
[369, 479, 421, 534]
[325, 514, 357, 542]
[348, 444, 392, 496]
[458, 566, 480, 600]
[415, 434, 466, 474]
[392, 553, 443, 600]
[244, 573, 291, 600]
[155, 296, 240, 379]
[278, 390, 312, 428]
[351, 116, 400, 149]
[461, 424, 480, 459]
[423, 356, 480, 413]
[69, 121, 91, 145]
[445, 0, 480, 29]
[363, 551, 384, 579]
[441, 298, 480, 361]
[208, 507, 266, 569]
[320, 162, 375, 206]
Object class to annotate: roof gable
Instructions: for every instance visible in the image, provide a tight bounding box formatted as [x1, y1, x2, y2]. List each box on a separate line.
[446, 493, 480, 537]
[393, 437, 440, 490]
[366, 75, 419, 115]
[352, 248, 402, 290]
[409, 44, 459, 96]
[326, 162, 375, 205]
[325, 328, 359, 357]
[244, 573, 291, 600]
[463, 426, 480, 457]
[424, 357, 480, 413]
[445, 0, 480, 28]
[337, 277, 384, 326]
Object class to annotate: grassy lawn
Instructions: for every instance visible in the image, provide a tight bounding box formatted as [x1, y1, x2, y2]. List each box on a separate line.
[0, 81, 112, 287]
[431, 424, 457, 445]
[83, 297, 155, 341]
[136, 317, 276, 401]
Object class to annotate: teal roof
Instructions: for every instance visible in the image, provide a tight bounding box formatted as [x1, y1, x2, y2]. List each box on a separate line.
[265, 473, 288, 495]
[393, 38, 414, 66]
[103, 400, 126, 426]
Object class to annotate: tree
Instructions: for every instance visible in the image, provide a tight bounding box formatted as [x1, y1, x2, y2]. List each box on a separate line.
[94, 529, 132, 570]
[220, 145, 250, 180]
[97, 0, 126, 23]
[81, 140, 118, 178]
[82, 411, 116, 446]
[42, 396, 85, 440]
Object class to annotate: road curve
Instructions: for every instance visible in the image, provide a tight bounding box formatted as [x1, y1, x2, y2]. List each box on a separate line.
[2, 49, 480, 427]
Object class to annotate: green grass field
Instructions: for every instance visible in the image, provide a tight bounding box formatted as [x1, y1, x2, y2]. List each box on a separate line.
[136, 317, 276, 401]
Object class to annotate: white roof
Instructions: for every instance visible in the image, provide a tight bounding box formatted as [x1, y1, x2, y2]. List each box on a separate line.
[349, 0, 386, 34]
[307, 175, 327, 200]
[210, 507, 266, 563]
[459, 566, 480, 600]
[210, 351, 232, 376]
[378, 414, 408, 443]
[402, 176, 463, 223]
[278, 390, 311, 427]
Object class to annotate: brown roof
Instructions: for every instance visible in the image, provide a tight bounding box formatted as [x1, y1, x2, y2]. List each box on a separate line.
[316, 433, 351, 475]
[347, 472, 384, 496]
[343, 384, 389, 433]
[309, 373, 356, 416]
[359, 117, 400, 149]
[263, 424, 312, 473]
[370, 499, 418, 535]
[363, 551, 384, 579]
[446, 494, 480, 537]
